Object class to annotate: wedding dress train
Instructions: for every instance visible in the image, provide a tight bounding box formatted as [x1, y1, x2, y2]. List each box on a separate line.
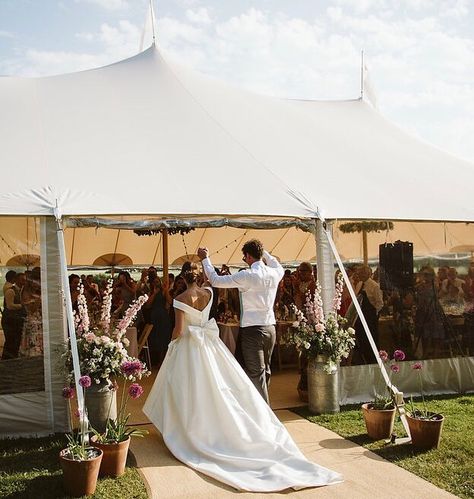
[142, 289, 342, 492]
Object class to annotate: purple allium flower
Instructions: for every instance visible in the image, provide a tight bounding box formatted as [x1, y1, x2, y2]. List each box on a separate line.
[379, 350, 389, 362]
[79, 375, 92, 388]
[121, 360, 143, 378]
[128, 383, 144, 400]
[393, 349, 406, 361]
[62, 386, 75, 399]
[390, 364, 400, 373]
[412, 362, 423, 370]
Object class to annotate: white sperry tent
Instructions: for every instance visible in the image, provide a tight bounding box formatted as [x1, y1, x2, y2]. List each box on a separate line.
[1, 44, 474, 436]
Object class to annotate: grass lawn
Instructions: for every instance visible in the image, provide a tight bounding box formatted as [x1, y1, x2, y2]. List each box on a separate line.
[0, 434, 148, 498]
[294, 393, 474, 499]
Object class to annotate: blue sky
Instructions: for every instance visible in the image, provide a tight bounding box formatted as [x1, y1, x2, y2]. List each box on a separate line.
[1, 0, 474, 162]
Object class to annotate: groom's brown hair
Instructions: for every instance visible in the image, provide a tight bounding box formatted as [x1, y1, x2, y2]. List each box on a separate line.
[242, 239, 263, 260]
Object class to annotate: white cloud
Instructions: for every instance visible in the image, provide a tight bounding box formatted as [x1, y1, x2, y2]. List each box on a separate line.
[0, 21, 141, 76]
[0, 30, 14, 38]
[185, 7, 213, 25]
[75, 0, 130, 11]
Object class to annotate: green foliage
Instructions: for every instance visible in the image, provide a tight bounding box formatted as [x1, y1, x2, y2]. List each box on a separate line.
[339, 221, 394, 234]
[293, 394, 474, 499]
[371, 395, 395, 410]
[92, 414, 148, 444]
[0, 434, 148, 498]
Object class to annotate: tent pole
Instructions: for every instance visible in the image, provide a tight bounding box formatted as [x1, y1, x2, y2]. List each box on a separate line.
[315, 221, 336, 316]
[53, 209, 89, 444]
[162, 229, 169, 288]
[362, 229, 368, 265]
[315, 217, 410, 439]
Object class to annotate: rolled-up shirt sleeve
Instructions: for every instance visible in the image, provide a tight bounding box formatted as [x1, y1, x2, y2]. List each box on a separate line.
[202, 257, 251, 290]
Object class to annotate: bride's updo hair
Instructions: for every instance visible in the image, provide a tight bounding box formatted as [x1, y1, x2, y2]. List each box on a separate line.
[182, 262, 200, 285]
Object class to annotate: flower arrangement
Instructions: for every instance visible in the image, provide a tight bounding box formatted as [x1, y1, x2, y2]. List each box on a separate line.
[288, 273, 355, 373]
[92, 359, 149, 443]
[63, 280, 148, 386]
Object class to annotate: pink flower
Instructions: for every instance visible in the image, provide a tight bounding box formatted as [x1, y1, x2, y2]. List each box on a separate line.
[75, 409, 82, 418]
[128, 383, 144, 399]
[84, 332, 96, 343]
[315, 323, 325, 333]
[121, 360, 143, 378]
[412, 362, 423, 370]
[379, 350, 389, 362]
[79, 375, 92, 388]
[390, 364, 400, 373]
[62, 386, 75, 399]
[393, 349, 406, 361]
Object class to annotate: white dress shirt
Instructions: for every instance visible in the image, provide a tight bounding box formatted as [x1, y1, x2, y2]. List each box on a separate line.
[202, 250, 284, 327]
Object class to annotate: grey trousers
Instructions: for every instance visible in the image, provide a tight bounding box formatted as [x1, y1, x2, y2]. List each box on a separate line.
[237, 325, 276, 404]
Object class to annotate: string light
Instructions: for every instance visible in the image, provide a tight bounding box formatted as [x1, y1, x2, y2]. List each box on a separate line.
[210, 230, 248, 256]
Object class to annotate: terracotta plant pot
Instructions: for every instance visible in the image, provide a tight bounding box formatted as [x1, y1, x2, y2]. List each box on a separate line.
[407, 412, 444, 449]
[59, 447, 103, 497]
[91, 436, 131, 477]
[361, 403, 396, 440]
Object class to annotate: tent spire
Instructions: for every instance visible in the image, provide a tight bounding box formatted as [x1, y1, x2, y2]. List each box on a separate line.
[149, 0, 157, 45]
[360, 49, 364, 99]
[139, 0, 157, 51]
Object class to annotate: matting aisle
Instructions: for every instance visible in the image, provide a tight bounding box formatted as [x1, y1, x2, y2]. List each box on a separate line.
[127, 370, 455, 499]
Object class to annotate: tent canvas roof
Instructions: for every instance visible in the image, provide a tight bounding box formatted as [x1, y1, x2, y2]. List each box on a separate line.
[1, 44, 473, 222]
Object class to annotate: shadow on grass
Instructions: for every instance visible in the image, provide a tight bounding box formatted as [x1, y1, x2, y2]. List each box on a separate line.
[3, 474, 64, 499]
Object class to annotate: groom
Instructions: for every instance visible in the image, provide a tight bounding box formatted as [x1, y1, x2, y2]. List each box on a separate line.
[198, 239, 284, 404]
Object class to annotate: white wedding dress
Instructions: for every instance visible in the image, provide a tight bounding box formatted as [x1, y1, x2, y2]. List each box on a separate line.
[143, 289, 342, 492]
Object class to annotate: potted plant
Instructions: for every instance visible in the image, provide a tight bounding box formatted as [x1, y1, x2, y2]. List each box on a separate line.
[287, 272, 356, 414]
[91, 359, 149, 477]
[406, 361, 444, 449]
[63, 279, 148, 432]
[59, 376, 103, 497]
[361, 349, 404, 440]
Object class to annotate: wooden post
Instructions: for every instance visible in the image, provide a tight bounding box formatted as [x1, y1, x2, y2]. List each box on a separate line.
[362, 229, 368, 265]
[162, 229, 169, 289]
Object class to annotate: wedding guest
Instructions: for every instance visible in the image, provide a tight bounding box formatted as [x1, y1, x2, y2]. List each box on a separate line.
[439, 267, 464, 298]
[19, 268, 43, 357]
[293, 262, 316, 310]
[136, 269, 151, 298]
[1, 271, 26, 360]
[276, 270, 294, 317]
[352, 265, 383, 364]
[436, 266, 449, 294]
[168, 273, 175, 289]
[146, 276, 172, 369]
[113, 271, 136, 318]
[69, 274, 81, 313]
[415, 266, 445, 359]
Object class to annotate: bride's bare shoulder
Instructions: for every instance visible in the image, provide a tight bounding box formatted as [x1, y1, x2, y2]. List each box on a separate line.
[174, 290, 190, 304]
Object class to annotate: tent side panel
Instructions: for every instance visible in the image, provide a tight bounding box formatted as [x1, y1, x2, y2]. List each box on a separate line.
[43, 217, 68, 433]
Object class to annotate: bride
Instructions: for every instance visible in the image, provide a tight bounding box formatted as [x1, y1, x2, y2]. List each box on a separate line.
[143, 263, 342, 492]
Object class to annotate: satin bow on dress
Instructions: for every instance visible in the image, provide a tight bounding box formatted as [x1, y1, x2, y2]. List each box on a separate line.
[188, 318, 219, 345]
[143, 288, 342, 492]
